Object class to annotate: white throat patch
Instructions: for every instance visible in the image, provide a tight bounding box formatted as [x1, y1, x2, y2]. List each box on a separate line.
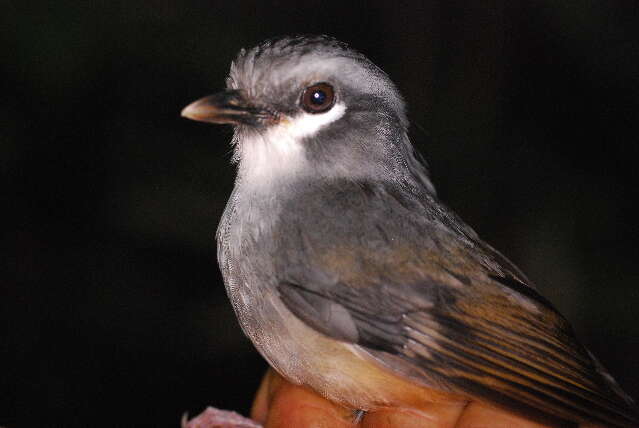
[236, 103, 346, 185]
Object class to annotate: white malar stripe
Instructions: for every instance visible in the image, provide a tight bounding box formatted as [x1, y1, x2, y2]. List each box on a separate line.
[238, 103, 346, 185]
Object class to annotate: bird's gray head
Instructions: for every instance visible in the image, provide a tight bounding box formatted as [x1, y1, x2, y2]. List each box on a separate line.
[182, 35, 434, 194]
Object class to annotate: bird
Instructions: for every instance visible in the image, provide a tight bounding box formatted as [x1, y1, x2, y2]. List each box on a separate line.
[181, 35, 638, 427]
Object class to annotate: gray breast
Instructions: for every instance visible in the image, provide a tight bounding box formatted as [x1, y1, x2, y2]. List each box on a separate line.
[216, 187, 303, 373]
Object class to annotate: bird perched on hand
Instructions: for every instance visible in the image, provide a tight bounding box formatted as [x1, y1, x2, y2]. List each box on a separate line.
[181, 35, 638, 427]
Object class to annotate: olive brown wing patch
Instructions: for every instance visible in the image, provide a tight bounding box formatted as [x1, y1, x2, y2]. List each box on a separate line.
[278, 275, 639, 428]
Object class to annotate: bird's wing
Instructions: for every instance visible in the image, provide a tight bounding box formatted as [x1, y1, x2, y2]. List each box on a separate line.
[278, 258, 637, 427]
[273, 183, 638, 428]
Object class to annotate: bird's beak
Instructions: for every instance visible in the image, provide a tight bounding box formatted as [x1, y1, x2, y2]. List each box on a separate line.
[181, 90, 272, 126]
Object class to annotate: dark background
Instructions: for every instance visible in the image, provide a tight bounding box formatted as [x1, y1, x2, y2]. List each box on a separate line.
[2, 1, 638, 427]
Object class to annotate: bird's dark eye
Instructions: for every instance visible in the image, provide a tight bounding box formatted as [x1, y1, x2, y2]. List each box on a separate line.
[301, 82, 335, 113]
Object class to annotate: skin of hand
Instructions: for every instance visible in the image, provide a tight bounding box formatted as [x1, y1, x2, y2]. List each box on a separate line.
[250, 368, 601, 428]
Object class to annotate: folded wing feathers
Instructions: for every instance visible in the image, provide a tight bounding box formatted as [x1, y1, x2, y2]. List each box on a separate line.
[401, 305, 639, 427]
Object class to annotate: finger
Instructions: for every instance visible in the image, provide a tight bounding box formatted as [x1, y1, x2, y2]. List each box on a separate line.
[361, 402, 466, 428]
[251, 369, 279, 423]
[261, 370, 357, 428]
[456, 402, 553, 428]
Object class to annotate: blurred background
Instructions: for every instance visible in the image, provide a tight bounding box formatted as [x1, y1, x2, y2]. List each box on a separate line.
[2, 1, 638, 427]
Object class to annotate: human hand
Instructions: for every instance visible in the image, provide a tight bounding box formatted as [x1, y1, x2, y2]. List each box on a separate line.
[250, 368, 560, 428]
[184, 368, 602, 427]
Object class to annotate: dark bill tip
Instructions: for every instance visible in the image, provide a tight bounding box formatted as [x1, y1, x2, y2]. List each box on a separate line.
[181, 90, 271, 126]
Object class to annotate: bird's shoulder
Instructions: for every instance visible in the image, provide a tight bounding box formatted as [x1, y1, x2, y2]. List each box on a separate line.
[272, 178, 521, 286]
[274, 178, 477, 249]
